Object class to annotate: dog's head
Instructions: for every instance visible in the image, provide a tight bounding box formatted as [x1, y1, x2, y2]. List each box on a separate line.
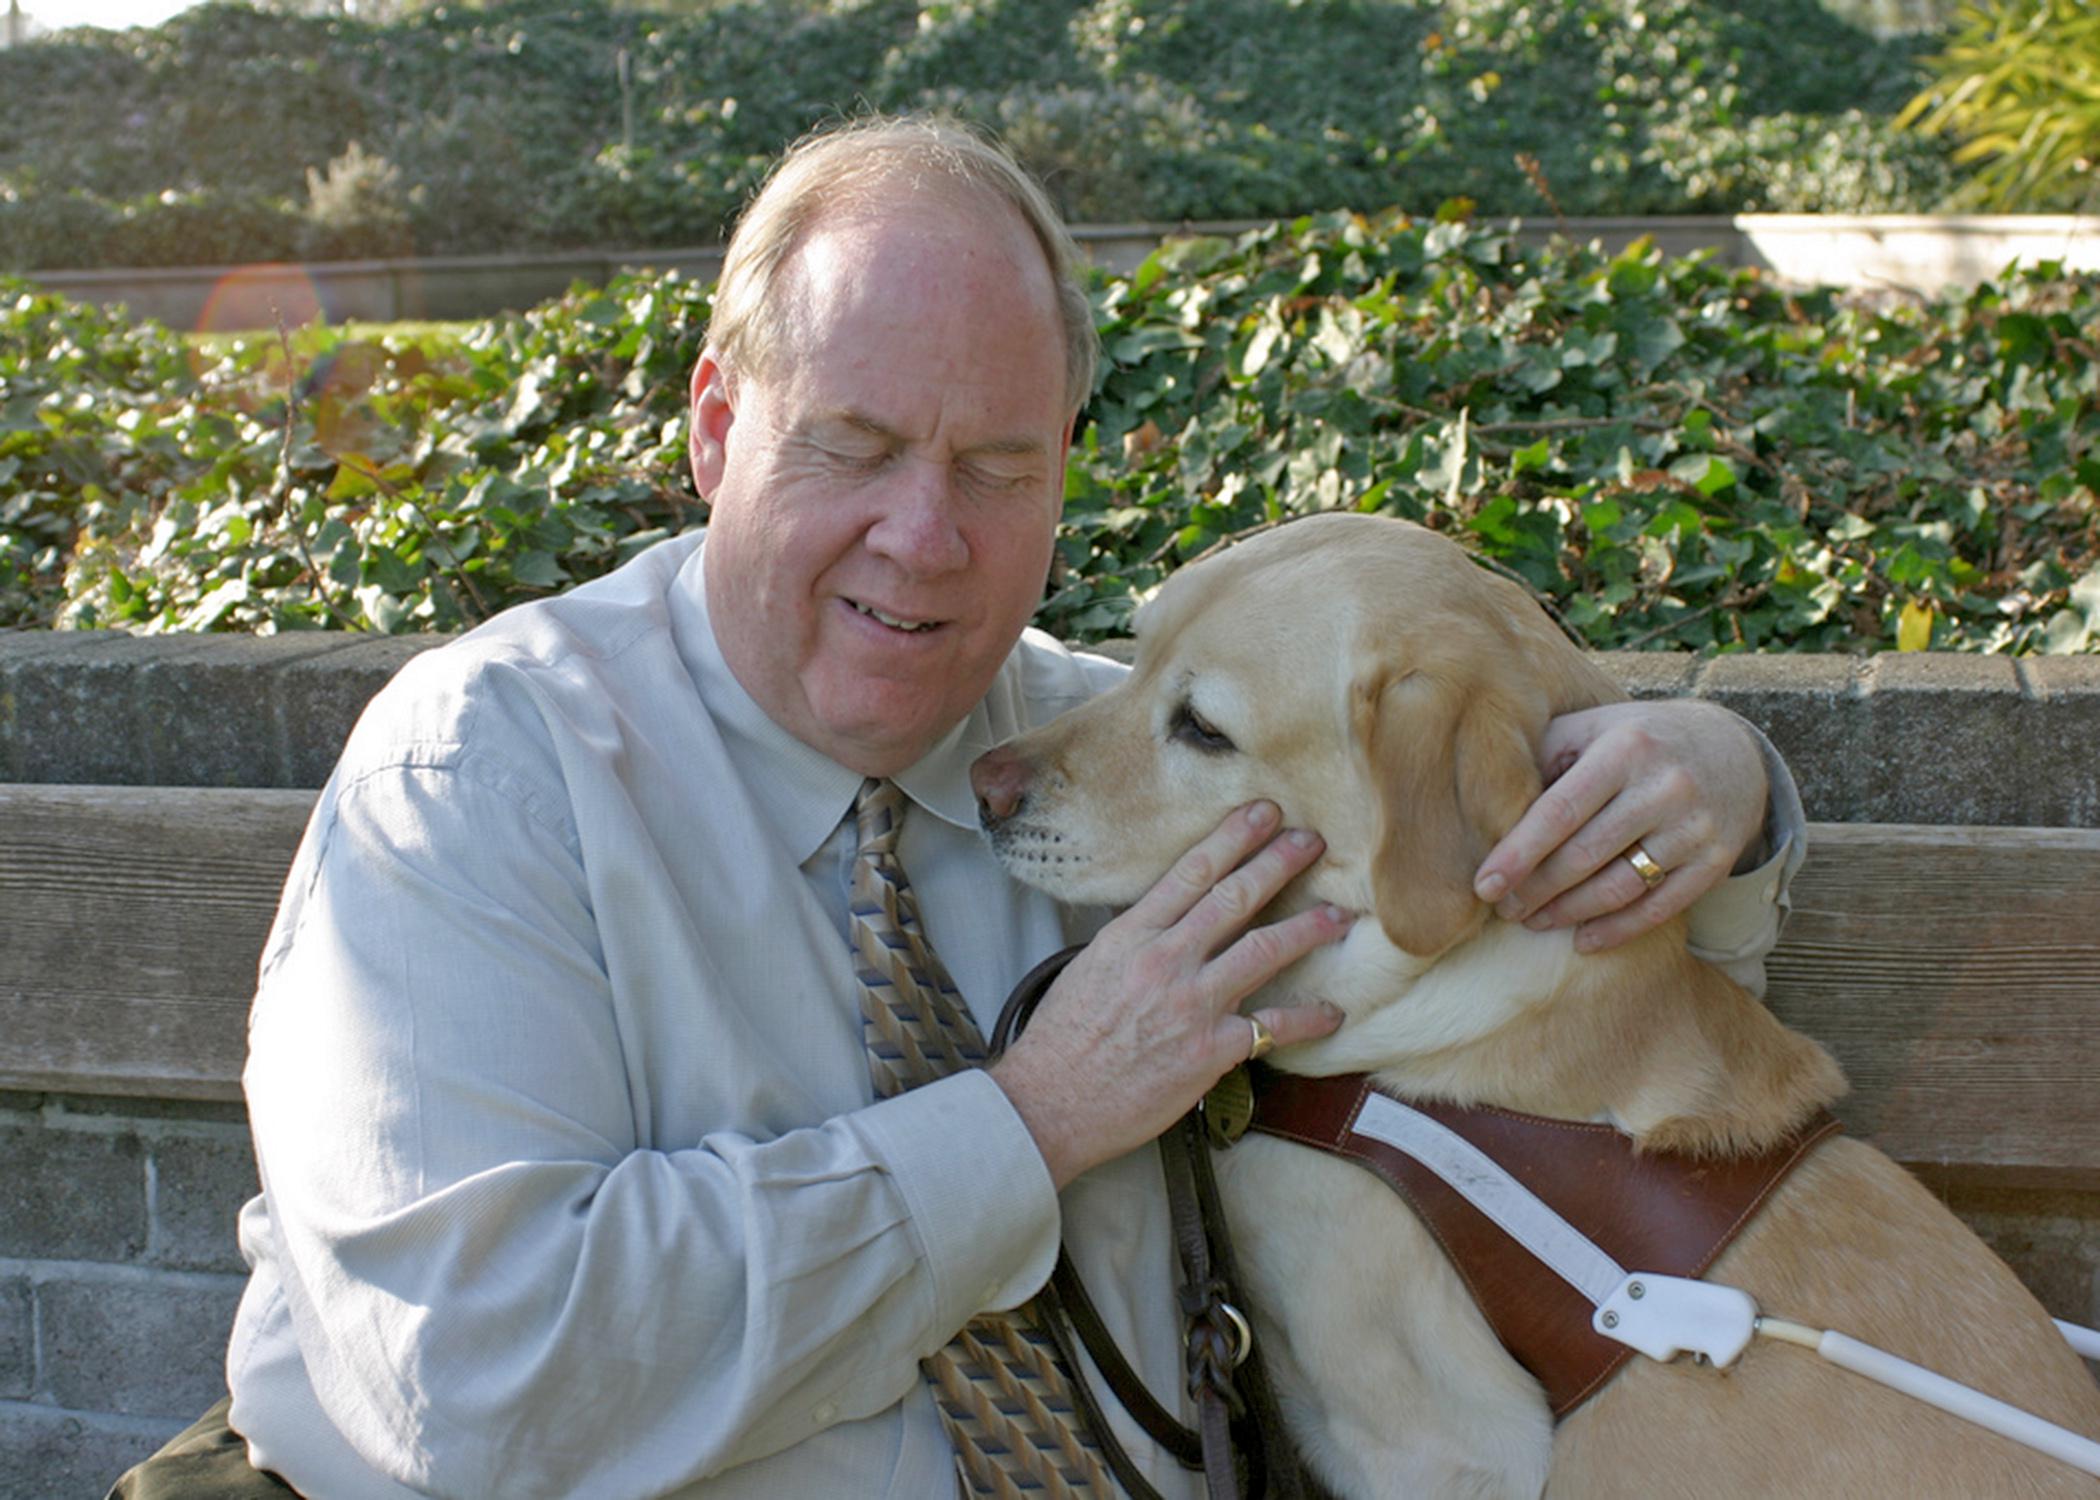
[974, 514, 1624, 962]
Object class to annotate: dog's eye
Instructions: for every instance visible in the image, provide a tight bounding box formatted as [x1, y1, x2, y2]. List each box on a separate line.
[1171, 702, 1236, 753]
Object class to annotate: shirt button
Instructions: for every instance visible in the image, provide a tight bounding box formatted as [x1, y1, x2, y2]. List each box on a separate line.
[812, 1401, 838, 1426]
[983, 1282, 1003, 1306]
[1762, 880, 1780, 902]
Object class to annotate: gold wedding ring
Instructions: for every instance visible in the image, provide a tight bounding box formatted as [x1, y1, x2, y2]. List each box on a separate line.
[1626, 844, 1667, 891]
[1245, 1015, 1275, 1063]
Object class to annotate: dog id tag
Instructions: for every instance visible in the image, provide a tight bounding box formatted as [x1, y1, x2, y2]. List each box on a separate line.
[1203, 1066, 1255, 1149]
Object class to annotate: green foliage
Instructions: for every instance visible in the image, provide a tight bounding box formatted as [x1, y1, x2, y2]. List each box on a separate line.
[1, 275, 704, 632]
[6, 213, 2097, 652]
[0, 284, 198, 625]
[1900, 0, 2100, 211]
[1048, 213, 2100, 654]
[0, 0, 1959, 274]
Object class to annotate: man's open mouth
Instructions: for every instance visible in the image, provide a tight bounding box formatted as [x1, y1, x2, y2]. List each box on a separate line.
[849, 600, 941, 633]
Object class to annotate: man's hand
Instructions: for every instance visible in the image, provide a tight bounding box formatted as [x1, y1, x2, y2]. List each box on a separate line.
[1471, 700, 1769, 954]
[989, 800, 1350, 1189]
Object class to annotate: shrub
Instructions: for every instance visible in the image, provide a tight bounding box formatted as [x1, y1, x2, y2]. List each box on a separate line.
[299, 142, 418, 263]
[4, 271, 708, 634]
[0, 180, 120, 272]
[1053, 213, 2100, 654]
[5, 212, 2095, 652]
[0, 0, 1964, 274]
[1900, 0, 2100, 212]
[0, 281, 197, 624]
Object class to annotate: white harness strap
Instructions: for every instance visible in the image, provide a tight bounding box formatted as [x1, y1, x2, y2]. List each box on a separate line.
[1353, 1092, 1624, 1305]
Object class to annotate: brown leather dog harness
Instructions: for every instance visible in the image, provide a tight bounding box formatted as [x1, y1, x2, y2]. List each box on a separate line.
[1249, 1069, 1841, 1416]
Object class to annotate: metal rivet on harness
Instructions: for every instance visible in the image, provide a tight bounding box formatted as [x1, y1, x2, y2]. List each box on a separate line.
[1628, 1281, 1646, 1300]
[1601, 1311, 1620, 1330]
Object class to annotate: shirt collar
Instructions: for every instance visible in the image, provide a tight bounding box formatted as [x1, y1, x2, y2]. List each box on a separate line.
[673, 539, 995, 864]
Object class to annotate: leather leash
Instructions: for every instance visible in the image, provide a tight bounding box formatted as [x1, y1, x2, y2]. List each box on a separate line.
[993, 946, 1308, 1500]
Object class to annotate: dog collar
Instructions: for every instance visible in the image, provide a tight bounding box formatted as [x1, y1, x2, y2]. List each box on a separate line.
[1247, 1068, 1840, 1417]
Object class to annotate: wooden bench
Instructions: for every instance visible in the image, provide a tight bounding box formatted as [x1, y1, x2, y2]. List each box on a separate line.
[4, 784, 2098, 1326]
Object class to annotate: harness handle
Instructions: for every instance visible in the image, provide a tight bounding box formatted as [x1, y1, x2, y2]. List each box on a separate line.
[1751, 1316, 2100, 1478]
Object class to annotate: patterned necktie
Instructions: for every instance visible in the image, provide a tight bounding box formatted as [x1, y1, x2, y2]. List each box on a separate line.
[849, 778, 1116, 1499]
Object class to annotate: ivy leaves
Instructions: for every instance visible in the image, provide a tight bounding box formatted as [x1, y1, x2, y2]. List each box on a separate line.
[4, 210, 2096, 654]
[1043, 210, 2100, 654]
[0, 275, 706, 633]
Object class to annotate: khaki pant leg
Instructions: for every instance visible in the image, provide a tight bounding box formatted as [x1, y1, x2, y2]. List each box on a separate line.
[107, 1396, 302, 1499]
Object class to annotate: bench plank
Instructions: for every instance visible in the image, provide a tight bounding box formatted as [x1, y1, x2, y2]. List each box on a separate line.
[0, 784, 315, 1100]
[1765, 822, 2100, 1191]
[3, 789, 2097, 1191]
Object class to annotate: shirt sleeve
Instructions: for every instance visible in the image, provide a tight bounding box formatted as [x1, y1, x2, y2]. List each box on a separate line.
[243, 755, 1061, 1498]
[1683, 718, 1808, 998]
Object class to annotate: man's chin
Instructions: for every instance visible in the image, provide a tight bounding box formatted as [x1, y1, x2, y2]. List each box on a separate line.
[804, 696, 965, 777]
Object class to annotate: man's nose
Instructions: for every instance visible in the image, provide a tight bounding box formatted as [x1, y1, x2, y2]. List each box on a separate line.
[969, 745, 1031, 827]
[864, 459, 968, 574]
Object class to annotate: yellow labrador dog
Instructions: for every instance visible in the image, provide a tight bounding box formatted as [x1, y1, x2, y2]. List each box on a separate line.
[975, 514, 2100, 1498]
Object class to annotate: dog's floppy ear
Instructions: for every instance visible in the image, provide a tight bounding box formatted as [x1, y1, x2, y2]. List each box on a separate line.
[1355, 668, 1547, 957]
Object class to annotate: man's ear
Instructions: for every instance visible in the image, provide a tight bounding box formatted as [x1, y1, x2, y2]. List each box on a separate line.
[688, 348, 735, 498]
[1356, 668, 1546, 957]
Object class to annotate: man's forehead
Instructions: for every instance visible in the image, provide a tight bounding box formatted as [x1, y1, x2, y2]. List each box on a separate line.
[750, 202, 1067, 428]
[782, 196, 1053, 317]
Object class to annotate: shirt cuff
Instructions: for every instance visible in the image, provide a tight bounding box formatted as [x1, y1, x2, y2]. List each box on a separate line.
[851, 1069, 1062, 1341]
[1686, 833, 1791, 979]
[1685, 717, 1809, 997]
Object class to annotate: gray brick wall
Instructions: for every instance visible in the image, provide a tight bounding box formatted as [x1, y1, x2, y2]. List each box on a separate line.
[0, 1093, 253, 1500]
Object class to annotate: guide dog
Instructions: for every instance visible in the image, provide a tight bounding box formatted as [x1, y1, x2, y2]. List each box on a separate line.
[974, 514, 2100, 1497]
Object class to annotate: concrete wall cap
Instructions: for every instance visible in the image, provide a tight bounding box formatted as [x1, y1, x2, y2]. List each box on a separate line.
[1696, 653, 1864, 695]
[1865, 652, 2023, 694]
[2021, 657, 2100, 696]
[1592, 651, 1702, 697]
[1, 634, 2095, 825]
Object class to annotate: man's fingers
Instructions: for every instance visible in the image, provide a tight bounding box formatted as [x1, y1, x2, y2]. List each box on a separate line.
[1531, 839, 1732, 950]
[1525, 846, 1677, 928]
[1468, 700, 1773, 948]
[997, 809, 1351, 1186]
[1568, 867, 1704, 951]
[1204, 899, 1353, 1003]
[1182, 827, 1327, 949]
[1222, 1001, 1345, 1064]
[1494, 758, 1710, 923]
[1492, 789, 1657, 922]
[1126, 800, 1281, 929]
[1473, 752, 1618, 905]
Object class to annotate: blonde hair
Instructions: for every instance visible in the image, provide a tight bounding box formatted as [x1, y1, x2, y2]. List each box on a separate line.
[705, 115, 1098, 413]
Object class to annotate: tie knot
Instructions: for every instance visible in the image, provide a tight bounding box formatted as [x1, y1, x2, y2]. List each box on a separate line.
[855, 777, 905, 859]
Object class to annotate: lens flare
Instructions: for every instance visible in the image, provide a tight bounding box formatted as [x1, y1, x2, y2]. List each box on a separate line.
[193, 262, 325, 336]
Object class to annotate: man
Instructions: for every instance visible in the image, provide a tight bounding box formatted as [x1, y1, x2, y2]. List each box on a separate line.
[118, 117, 1796, 1499]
